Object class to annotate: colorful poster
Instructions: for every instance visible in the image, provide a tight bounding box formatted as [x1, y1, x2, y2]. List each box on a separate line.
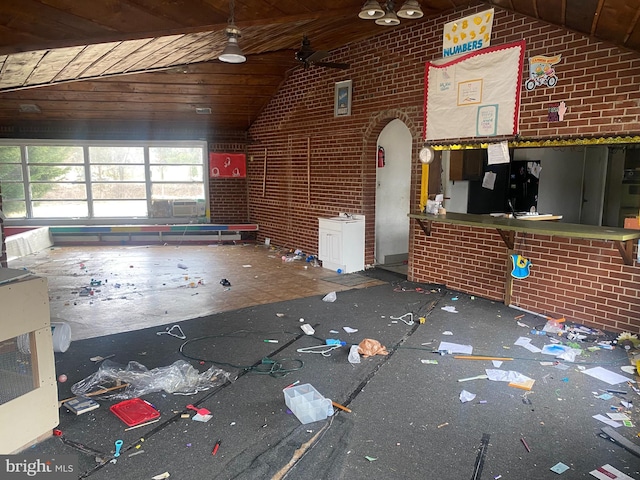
[525, 54, 561, 90]
[209, 153, 246, 178]
[424, 41, 526, 141]
[443, 9, 494, 58]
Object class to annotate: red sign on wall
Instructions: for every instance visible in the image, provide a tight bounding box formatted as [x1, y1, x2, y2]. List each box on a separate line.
[209, 153, 246, 178]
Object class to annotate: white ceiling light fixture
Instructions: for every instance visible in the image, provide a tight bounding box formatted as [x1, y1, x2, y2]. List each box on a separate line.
[359, 0, 424, 25]
[218, 0, 246, 64]
[358, 0, 385, 19]
[397, 0, 424, 19]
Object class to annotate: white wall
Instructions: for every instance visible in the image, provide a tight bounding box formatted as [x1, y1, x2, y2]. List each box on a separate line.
[375, 119, 411, 264]
[441, 150, 469, 213]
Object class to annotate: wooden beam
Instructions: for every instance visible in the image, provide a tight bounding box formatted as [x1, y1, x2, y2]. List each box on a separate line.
[591, 0, 605, 35]
[614, 239, 635, 266]
[623, 6, 640, 45]
[496, 229, 515, 249]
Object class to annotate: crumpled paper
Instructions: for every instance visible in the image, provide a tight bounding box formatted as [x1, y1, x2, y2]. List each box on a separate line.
[358, 339, 388, 357]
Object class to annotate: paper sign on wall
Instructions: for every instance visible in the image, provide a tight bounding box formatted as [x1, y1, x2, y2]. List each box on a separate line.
[443, 9, 494, 58]
[487, 141, 510, 165]
[210, 153, 246, 178]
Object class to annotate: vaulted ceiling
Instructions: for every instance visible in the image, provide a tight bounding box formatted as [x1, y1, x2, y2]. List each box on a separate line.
[0, 0, 639, 135]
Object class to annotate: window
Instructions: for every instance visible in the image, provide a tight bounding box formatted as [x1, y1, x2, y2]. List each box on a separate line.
[0, 141, 208, 224]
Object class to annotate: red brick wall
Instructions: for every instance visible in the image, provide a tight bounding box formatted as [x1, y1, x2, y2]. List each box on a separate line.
[0, 184, 6, 267]
[247, 5, 640, 332]
[208, 142, 248, 224]
[409, 223, 640, 333]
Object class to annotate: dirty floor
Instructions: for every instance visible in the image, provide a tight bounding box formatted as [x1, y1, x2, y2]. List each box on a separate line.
[19, 259, 640, 480]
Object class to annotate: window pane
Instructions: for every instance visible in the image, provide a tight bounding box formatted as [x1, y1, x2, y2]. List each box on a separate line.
[0, 182, 25, 199]
[92, 183, 146, 200]
[0, 164, 23, 181]
[90, 165, 145, 181]
[151, 184, 204, 199]
[150, 147, 202, 165]
[93, 200, 147, 217]
[0, 146, 21, 163]
[27, 146, 84, 164]
[31, 183, 86, 200]
[89, 147, 144, 164]
[29, 165, 85, 182]
[2, 201, 26, 218]
[150, 165, 202, 181]
[32, 201, 88, 218]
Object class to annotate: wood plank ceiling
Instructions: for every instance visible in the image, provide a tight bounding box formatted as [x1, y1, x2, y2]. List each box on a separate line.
[0, 0, 639, 135]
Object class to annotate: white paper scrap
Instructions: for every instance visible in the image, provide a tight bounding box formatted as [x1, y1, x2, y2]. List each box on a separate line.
[441, 306, 458, 313]
[442, 331, 454, 335]
[592, 414, 622, 428]
[485, 369, 532, 384]
[437, 341, 473, 355]
[606, 413, 630, 421]
[459, 390, 476, 403]
[343, 326, 358, 334]
[492, 360, 503, 368]
[590, 464, 635, 480]
[582, 367, 633, 385]
[517, 321, 530, 328]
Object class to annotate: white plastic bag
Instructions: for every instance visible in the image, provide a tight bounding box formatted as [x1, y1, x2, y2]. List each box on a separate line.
[348, 344, 361, 364]
[322, 291, 337, 302]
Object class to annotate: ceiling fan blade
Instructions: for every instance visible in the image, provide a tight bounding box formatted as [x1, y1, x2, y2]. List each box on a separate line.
[307, 50, 329, 63]
[314, 62, 350, 70]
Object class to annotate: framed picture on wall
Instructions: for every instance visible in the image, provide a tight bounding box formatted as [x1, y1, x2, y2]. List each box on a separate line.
[334, 80, 352, 117]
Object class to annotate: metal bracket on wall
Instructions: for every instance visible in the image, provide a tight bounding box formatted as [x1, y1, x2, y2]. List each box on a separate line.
[496, 229, 515, 250]
[613, 240, 635, 266]
[415, 218, 431, 236]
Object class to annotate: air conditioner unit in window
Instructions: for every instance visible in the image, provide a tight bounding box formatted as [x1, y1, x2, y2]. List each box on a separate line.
[172, 200, 199, 217]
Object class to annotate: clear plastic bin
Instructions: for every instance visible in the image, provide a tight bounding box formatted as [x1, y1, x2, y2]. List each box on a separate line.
[283, 384, 333, 424]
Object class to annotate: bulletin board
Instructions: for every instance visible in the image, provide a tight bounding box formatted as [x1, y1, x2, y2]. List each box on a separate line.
[424, 40, 526, 141]
[209, 153, 246, 178]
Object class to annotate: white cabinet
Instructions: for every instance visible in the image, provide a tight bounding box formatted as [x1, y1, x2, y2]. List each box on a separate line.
[318, 215, 365, 273]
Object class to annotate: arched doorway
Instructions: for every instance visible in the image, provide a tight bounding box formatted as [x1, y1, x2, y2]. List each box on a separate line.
[374, 119, 412, 271]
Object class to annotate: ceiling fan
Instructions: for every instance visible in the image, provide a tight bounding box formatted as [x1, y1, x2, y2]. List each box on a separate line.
[294, 36, 350, 70]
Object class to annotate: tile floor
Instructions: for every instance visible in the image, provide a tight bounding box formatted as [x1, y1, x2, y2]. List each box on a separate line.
[8, 243, 387, 341]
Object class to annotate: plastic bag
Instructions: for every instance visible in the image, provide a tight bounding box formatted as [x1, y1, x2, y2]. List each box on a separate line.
[71, 359, 233, 400]
[322, 291, 337, 302]
[357, 339, 388, 357]
[348, 344, 361, 364]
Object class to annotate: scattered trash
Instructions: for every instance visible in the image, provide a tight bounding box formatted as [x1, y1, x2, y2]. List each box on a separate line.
[441, 306, 458, 313]
[128, 450, 145, 457]
[300, 324, 315, 335]
[186, 404, 211, 416]
[514, 336, 542, 353]
[458, 375, 488, 382]
[211, 440, 221, 455]
[71, 360, 232, 399]
[460, 390, 476, 403]
[517, 321, 530, 328]
[192, 413, 213, 422]
[593, 414, 622, 428]
[520, 437, 531, 452]
[421, 359, 438, 365]
[364, 456, 377, 462]
[110, 398, 160, 427]
[276, 313, 285, 317]
[151, 472, 170, 480]
[114, 440, 123, 457]
[590, 464, 635, 480]
[156, 325, 186, 340]
[390, 313, 414, 325]
[582, 367, 633, 385]
[177, 263, 188, 270]
[322, 291, 337, 302]
[58, 374, 68, 383]
[437, 341, 473, 355]
[358, 339, 388, 357]
[283, 384, 333, 424]
[348, 345, 361, 364]
[437, 422, 449, 428]
[541, 344, 580, 362]
[90, 354, 115, 363]
[297, 344, 342, 356]
[343, 326, 358, 333]
[220, 278, 231, 287]
[442, 331, 453, 335]
[550, 462, 570, 474]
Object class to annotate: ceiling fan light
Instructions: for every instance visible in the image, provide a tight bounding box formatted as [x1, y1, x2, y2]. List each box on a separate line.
[219, 36, 246, 63]
[358, 0, 385, 19]
[375, 10, 400, 26]
[397, 0, 424, 19]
